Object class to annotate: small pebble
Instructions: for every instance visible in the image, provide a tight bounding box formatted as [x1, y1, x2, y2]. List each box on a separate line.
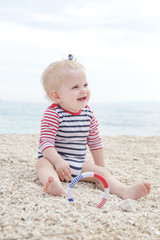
[155, 230, 160, 236]
[119, 199, 137, 212]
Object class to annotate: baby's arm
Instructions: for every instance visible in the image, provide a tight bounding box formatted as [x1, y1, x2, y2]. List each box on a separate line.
[42, 147, 72, 181]
[87, 109, 104, 167]
[91, 148, 105, 167]
[39, 107, 72, 182]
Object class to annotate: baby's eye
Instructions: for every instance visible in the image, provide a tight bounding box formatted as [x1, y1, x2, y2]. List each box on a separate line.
[72, 85, 78, 89]
[84, 83, 88, 87]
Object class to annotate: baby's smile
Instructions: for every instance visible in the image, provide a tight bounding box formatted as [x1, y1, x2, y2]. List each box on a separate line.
[77, 96, 87, 102]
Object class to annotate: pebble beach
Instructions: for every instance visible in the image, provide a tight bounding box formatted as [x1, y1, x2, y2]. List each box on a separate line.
[0, 134, 160, 240]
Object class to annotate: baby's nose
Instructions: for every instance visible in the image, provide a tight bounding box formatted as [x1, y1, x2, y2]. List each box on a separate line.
[80, 88, 86, 94]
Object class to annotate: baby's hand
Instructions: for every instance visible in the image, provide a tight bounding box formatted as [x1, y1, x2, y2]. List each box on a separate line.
[55, 159, 72, 182]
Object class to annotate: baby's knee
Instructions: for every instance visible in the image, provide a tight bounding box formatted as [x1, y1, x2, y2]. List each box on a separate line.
[36, 157, 48, 169]
[95, 165, 110, 178]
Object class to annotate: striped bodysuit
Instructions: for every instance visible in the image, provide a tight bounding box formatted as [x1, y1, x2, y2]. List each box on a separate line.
[38, 104, 103, 177]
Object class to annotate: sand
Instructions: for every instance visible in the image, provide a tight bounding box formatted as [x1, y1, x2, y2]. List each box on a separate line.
[0, 134, 160, 240]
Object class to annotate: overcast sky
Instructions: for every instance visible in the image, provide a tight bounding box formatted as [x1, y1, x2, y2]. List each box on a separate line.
[0, 0, 160, 103]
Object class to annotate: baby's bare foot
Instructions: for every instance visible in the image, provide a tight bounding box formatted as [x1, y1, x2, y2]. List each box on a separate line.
[43, 176, 66, 196]
[122, 183, 151, 200]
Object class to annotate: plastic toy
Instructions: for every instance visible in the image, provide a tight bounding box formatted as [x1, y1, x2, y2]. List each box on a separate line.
[67, 172, 109, 208]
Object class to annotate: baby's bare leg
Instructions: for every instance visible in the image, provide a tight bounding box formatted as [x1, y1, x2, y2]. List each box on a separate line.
[36, 157, 66, 196]
[81, 161, 151, 200]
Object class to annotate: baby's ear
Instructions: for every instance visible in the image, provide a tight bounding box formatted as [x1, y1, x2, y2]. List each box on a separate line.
[50, 90, 61, 103]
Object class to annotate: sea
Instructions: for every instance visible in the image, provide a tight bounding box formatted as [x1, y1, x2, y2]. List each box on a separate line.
[0, 101, 160, 136]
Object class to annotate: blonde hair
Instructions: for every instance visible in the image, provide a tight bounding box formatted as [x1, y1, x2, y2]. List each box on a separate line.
[41, 55, 85, 100]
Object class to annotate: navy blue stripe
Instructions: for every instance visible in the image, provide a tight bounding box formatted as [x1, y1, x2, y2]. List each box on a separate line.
[71, 174, 78, 178]
[56, 134, 88, 138]
[65, 159, 84, 163]
[58, 129, 89, 133]
[55, 145, 86, 151]
[60, 125, 90, 128]
[69, 165, 82, 170]
[59, 119, 91, 122]
[57, 151, 86, 157]
[55, 141, 86, 146]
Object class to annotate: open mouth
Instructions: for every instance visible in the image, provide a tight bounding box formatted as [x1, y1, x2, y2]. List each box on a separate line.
[77, 96, 87, 102]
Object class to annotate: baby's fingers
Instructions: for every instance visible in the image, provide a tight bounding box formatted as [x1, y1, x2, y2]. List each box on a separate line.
[58, 170, 70, 182]
[64, 169, 72, 181]
[57, 170, 65, 181]
[61, 167, 71, 181]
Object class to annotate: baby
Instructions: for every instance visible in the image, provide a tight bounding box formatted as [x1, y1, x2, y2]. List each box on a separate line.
[36, 55, 151, 199]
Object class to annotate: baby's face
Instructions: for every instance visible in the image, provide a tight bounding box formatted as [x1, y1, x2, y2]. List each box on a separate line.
[57, 69, 90, 113]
